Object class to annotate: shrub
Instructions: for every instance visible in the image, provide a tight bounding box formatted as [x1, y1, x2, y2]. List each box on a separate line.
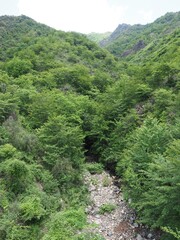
[19, 196, 46, 221]
[42, 209, 87, 240]
[0, 159, 31, 194]
[99, 203, 116, 214]
[85, 163, 104, 174]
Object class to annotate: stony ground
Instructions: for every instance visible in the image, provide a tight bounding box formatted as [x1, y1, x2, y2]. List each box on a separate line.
[84, 171, 159, 240]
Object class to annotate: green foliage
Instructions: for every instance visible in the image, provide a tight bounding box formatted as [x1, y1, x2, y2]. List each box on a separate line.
[116, 120, 179, 238]
[19, 196, 46, 221]
[101, 109, 140, 166]
[0, 144, 17, 160]
[42, 209, 87, 240]
[104, 12, 180, 65]
[0, 183, 9, 210]
[0, 13, 179, 240]
[0, 93, 18, 124]
[129, 139, 180, 240]
[0, 211, 40, 240]
[153, 88, 175, 117]
[3, 117, 38, 153]
[0, 158, 31, 194]
[74, 233, 105, 240]
[51, 65, 93, 94]
[6, 58, 33, 78]
[117, 117, 171, 186]
[102, 175, 112, 187]
[99, 203, 117, 214]
[162, 227, 180, 240]
[85, 162, 104, 174]
[38, 115, 84, 167]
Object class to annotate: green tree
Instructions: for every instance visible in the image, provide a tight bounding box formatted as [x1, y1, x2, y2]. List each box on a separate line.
[38, 115, 84, 185]
[0, 159, 31, 194]
[6, 58, 33, 78]
[136, 140, 180, 239]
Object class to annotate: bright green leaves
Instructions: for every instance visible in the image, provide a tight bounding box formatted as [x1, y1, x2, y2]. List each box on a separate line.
[6, 58, 33, 78]
[51, 65, 93, 94]
[0, 14, 179, 240]
[153, 88, 175, 118]
[100, 75, 152, 121]
[117, 117, 171, 182]
[43, 209, 87, 240]
[0, 144, 17, 160]
[38, 115, 84, 164]
[38, 115, 84, 186]
[0, 93, 18, 124]
[0, 159, 31, 194]
[19, 196, 46, 221]
[136, 140, 180, 232]
[27, 90, 86, 129]
[116, 118, 179, 238]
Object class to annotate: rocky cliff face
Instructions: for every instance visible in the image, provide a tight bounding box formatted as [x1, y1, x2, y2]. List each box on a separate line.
[121, 40, 146, 57]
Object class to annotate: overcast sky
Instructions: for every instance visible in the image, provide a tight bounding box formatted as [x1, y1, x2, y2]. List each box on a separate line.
[0, 0, 180, 33]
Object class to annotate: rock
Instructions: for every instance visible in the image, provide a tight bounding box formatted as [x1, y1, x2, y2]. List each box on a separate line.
[134, 222, 139, 228]
[107, 231, 113, 237]
[136, 234, 144, 240]
[94, 218, 101, 224]
[147, 233, 153, 239]
[141, 231, 146, 237]
[130, 216, 135, 224]
[101, 227, 106, 232]
[89, 185, 96, 191]
[84, 171, 158, 240]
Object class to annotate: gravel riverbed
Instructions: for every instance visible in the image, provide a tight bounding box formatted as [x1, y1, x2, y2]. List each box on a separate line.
[83, 171, 159, 240]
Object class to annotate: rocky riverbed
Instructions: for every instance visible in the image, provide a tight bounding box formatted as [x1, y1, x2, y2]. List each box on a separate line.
[84, 171, 159, 240]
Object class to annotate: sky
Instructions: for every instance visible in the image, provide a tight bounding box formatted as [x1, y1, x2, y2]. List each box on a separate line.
[0, 0, 180, 33]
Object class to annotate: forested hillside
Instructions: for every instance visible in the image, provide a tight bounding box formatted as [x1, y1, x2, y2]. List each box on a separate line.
[101, 12, 180, 63]
[0, 14, 179, 240]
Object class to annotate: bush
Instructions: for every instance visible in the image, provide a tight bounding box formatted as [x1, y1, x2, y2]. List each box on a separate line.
[19, 196, 46, 221]
[42, 209, 87, 240]
[0, 159, 31, 194]
[74, 233, 105, 240]
[99, 203, 117, 214]
[85, 163, 104, 174]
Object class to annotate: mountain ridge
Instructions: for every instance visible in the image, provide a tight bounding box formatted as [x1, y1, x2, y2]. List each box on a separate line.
[99, 11, 180, 63]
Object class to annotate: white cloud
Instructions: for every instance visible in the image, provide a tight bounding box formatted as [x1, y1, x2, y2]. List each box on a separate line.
[18, 0, 127, 33]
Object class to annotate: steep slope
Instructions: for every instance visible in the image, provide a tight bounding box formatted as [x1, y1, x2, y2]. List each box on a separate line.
[101, 12, 180, 64]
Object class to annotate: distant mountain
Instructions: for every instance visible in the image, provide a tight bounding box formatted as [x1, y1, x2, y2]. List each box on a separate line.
[100, 23, 131, 46]
[0, 15, 55, 60]
[87, 32, 111, 44]
[0, 15, 117, 74]
[101, 12, 180, 64]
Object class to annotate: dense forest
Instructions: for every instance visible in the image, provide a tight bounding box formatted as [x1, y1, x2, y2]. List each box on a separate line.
[0, 12, 179, 240]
